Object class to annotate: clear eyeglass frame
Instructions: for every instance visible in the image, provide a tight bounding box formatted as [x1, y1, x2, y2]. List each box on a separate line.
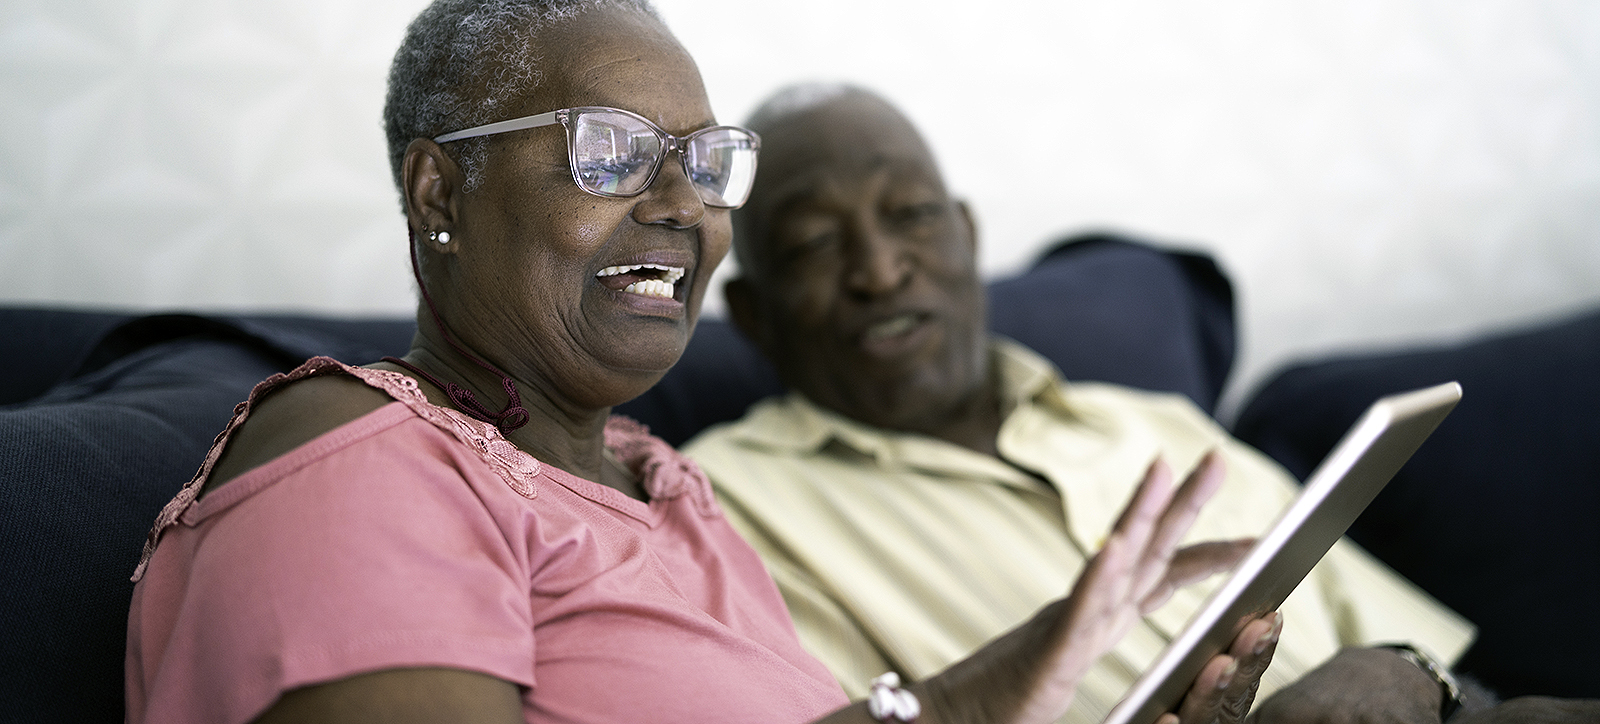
[432, 106, 761, 209]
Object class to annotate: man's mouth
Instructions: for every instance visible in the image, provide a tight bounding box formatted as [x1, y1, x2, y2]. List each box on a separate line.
[862, 313, 925, 342]
[596, 263, 686, 300]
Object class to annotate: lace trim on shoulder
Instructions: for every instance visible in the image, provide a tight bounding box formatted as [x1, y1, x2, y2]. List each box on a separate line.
[605, 415, 720, 518]
[131, 357, 541, 582]
[367, 367, 542, 501]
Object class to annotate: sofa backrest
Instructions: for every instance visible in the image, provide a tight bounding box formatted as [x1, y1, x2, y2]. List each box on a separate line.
[1233, 307, 1600, 699]
[0, 233, 1234, 722]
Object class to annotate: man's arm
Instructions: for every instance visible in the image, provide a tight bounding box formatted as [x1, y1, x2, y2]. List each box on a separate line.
[1256, 648, 1600, 724]
[1252, 646, 1450, 723]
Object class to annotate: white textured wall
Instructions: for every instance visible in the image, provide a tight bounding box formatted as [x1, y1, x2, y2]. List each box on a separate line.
[4, 0, 1599, 408]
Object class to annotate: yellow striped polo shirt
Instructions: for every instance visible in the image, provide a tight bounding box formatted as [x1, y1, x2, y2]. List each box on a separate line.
[685, 339, 1473, 723]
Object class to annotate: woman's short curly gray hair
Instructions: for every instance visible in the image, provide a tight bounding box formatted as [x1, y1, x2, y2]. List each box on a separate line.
[383, 0, 659, 208]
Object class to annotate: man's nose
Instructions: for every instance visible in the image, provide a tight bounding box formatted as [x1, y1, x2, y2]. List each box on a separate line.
[843, 221, 911, 297]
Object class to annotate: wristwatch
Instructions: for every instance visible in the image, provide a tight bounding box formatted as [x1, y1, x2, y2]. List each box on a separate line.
[1378, 643, 1465, 721]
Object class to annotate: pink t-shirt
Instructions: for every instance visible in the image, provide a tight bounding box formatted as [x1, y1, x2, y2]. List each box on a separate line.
[125, 358, 847, 724]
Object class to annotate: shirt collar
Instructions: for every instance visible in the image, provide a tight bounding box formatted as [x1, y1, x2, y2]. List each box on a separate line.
[724, 338, 1076, 488]
[990, 335, 1073, 416]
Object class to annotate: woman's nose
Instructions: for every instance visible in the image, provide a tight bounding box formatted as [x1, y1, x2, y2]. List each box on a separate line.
[632, 152, 705, 230]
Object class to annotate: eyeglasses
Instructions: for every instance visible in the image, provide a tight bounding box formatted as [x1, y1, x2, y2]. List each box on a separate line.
[433, 106, 761, 209]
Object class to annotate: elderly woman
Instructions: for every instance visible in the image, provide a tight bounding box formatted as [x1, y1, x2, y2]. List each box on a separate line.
[123, 1, 1278, 723]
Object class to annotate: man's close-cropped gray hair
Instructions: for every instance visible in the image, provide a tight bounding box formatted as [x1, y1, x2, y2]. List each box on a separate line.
[742, 82, 871, 138]
[732, 82, 882, 275]
[384, 0, 658, 208]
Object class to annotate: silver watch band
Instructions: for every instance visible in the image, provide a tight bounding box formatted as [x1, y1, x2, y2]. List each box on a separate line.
[1378, 643, 1465, 721]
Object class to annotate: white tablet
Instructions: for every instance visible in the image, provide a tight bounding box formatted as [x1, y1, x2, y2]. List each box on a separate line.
[1101, 381, 1463, 724]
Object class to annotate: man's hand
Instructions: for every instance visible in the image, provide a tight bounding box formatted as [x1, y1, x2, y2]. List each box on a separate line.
[1252, 646, 1445, 723]
[1156, 611, 1283, 724]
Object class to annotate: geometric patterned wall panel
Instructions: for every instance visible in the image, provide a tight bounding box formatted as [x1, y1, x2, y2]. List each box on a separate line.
[0, 0, 428, 314]
[5, 0, 1599, 403]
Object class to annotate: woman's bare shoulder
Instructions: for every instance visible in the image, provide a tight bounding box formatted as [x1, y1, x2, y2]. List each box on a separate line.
[202, 373, 398, 495]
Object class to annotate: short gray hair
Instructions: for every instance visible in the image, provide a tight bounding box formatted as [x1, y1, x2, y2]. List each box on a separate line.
[743, 82, 871, 137]
[383, 0, 659, 207]
[733, 82, 885, 275]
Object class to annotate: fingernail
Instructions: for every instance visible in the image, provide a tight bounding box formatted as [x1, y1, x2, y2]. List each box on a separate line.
[1254, 614, 1283, 655]
[1217, 660, 1238, 689]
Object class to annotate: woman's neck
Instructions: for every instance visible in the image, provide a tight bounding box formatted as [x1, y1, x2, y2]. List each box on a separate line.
[385, 337, 645, 500]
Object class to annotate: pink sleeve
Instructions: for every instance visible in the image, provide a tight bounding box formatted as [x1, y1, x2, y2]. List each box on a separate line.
[132, 408, 535, 724]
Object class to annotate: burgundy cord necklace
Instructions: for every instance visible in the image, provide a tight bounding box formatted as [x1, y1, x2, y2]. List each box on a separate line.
[383, 228, 531, 434]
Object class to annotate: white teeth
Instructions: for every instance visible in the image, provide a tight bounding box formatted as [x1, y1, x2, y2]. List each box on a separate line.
[597, 263, 684, 300]
[865, 314, 920, 340]
[596, 263, 685, 284]
[623, 279, 676, 299]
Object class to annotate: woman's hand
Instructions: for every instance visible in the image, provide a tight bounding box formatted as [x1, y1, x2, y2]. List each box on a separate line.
[1157, 611, 1282, 724]
[899, 451, 1251, 724]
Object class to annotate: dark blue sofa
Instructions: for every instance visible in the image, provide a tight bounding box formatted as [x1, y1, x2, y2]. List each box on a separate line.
[1234, 308, 1600, 700]
[0, 234, 1235, 722]
[4, 233, 1595, 722]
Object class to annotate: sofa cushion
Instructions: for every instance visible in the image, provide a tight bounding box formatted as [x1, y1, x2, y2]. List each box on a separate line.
[1, 339, 286, 722]
[0, 313, 413, 723]
[1233, 308, 1600, 698]
[0, 307, 131, 406]
[989, 233, 1235, 414]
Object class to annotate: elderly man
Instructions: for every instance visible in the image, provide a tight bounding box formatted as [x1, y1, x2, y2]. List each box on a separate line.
[685, 84, 1511, 724]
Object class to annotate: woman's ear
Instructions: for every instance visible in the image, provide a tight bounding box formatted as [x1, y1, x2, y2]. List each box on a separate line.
[401, 138, 462, 251]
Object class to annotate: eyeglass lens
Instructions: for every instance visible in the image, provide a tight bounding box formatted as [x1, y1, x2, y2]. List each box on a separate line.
[571, 113, 662, 196]
[569, 110, 757, 208]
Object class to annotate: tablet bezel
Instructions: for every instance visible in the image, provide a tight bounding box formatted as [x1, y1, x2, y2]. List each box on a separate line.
[1100, 381, 1463, 724]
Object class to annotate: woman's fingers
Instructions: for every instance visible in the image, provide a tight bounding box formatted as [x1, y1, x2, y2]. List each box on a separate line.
[1169, 612, 1283, 723]
[1088, 458, 1179, 617]
[1107, 458, 1178, 555]
[1140, 538, 1254, 613]
[1129, 451, 1228, 601]
[1149, 452, 1227, 563]
[930, 453, 1238, 724]
[1170, 539, 1255, 586]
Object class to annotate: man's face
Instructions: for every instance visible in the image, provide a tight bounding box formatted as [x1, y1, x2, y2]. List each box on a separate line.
[730, 95, 988, 432]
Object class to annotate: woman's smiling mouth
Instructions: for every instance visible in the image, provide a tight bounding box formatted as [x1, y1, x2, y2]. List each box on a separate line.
[596, 263, 686, 299]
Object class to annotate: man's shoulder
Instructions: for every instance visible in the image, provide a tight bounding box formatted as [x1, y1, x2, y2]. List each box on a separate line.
[684, 395, 861, 507]
[684, 393, 822, 457]
[993, 337, 1221, 429]
[1060, 379, 1220, 425]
